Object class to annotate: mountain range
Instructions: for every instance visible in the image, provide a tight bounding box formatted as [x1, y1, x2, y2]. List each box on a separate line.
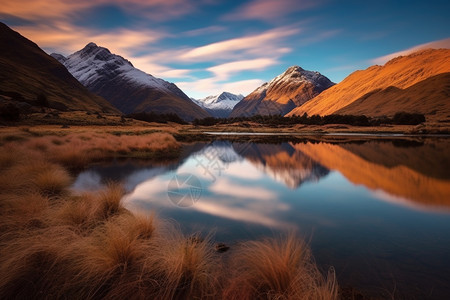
[192, 92, 244, 118]
[52, 43, 210, 121]
[0, 22, 117, 113]
[287, 49, 450, 121]
[230, 66, 334, 117]
[1, 22, 449, 124]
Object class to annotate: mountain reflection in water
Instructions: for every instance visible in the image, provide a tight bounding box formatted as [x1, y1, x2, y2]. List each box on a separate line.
[72, 137, 450, 299]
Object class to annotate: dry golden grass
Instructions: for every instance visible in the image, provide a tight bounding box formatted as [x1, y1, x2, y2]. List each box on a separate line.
[224, 235, 338, 300]
[0, 129, 337, 299]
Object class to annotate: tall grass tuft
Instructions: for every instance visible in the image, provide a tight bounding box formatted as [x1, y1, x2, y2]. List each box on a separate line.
[223, 235, 338, 300]
[154, 228, 221, 299]
[66, 221, 157, 299]
[95, 183, 125, 219]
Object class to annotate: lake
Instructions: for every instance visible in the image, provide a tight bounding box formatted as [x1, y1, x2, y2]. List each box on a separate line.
[73, 136, 450, 299]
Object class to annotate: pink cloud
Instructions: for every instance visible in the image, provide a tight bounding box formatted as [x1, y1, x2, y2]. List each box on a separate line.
[0, 0, 196, 21]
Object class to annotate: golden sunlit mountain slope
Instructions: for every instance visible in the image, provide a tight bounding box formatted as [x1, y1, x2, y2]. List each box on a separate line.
[0, 22, 118, 113]
[336, 73, 450, 121]
[295, 140, 450, 208]
[287, 49, 450, 119]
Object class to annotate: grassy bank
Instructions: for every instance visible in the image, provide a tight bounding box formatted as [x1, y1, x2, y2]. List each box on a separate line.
[0, 129, 337, 299]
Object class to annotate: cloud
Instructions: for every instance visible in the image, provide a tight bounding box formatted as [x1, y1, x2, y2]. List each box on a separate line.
[183, 26, 226, 37]
[193, 198, 290, 228]
[0, 0, 197, 22]
[209, 178, 276, 201]
[224, 0, 320, 21]
[371, 38, 450, 65]
[176, 78, 264, 98]
[207, 58, 278, 81]
[179, 26, 299, 62]
[13, 22, 166, 55]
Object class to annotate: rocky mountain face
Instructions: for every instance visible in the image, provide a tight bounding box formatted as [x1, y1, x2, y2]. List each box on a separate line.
[0, 22, 117, 113]
[230, 66, 334, 117]
[192, 92, 244, 118]
[287, 49, 450, 120]
[52, 43, 210, 121]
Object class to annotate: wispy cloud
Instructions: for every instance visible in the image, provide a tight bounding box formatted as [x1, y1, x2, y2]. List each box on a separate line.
[209, 178, 276, 201]
[179, 26, 299, 62]
[0, 0, 197, 21]
[224, 0, 321, 22]
[371, 38, 450, 65]
[193, 198, 291, 228]
[207, 58, 278, 81]
[182, 26, 226, 37]
[13, 22, 166, 55]
[176, 78, 264, 98]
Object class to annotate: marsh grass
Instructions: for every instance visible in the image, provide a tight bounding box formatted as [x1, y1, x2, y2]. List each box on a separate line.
[0, 130, 338, 300]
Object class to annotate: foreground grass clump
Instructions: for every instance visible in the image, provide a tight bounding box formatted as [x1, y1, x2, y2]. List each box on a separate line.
[224, 236, 337, 300]
[0, 134, 337, 299]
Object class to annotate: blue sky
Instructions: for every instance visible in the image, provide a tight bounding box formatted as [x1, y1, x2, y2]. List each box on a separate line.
[1, 0, 449, 98]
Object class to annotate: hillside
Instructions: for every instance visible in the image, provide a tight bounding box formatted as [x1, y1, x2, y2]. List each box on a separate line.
[287, 49, 450, 119]
[336, 73, 450, 121]
[0, 22, 118, 113]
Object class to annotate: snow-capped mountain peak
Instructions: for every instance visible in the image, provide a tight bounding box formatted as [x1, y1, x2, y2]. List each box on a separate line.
[52, 43, 177, 93]
[192, 91, 243, 117]
[255, 65, 333, 93]
[230, 66, 334, 117]
[197, 92, 244, 108]
[51, 43, 210, 120]
[191, 92, 244, 118]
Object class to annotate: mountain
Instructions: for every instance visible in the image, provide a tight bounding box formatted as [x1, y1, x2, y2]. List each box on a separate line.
[192, 92, 244, 118]
[336, 72, 450, 120]
[287, 49, 450, 120]
[0, 22, 117, 113]
[52, 43, 210, 121]
[230, 66, 334, 117]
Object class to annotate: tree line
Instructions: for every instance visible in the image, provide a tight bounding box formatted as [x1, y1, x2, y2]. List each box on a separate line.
[192, 112, 426, 126]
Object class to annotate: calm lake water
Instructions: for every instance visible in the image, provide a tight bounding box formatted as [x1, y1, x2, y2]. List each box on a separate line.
[73, 137, 450, 299]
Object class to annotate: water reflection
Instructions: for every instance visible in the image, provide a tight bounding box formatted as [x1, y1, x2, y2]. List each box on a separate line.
[73, 137, 450, 299]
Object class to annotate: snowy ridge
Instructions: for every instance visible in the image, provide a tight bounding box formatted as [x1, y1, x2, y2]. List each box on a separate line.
[192, 92, 244, 117]
[193, 92, 243, 110]
[51, 43, 173, 93]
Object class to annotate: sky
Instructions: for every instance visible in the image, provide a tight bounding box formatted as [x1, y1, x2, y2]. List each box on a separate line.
[1, 0, 449, 99]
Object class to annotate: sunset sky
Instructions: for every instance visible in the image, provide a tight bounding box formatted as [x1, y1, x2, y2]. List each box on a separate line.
[1, 0, 449, 98]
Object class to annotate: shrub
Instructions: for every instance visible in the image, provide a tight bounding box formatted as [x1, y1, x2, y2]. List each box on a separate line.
[0, 103, 21, 121]
[127, 112, 187, 124]
[392, 112, 426, 125]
